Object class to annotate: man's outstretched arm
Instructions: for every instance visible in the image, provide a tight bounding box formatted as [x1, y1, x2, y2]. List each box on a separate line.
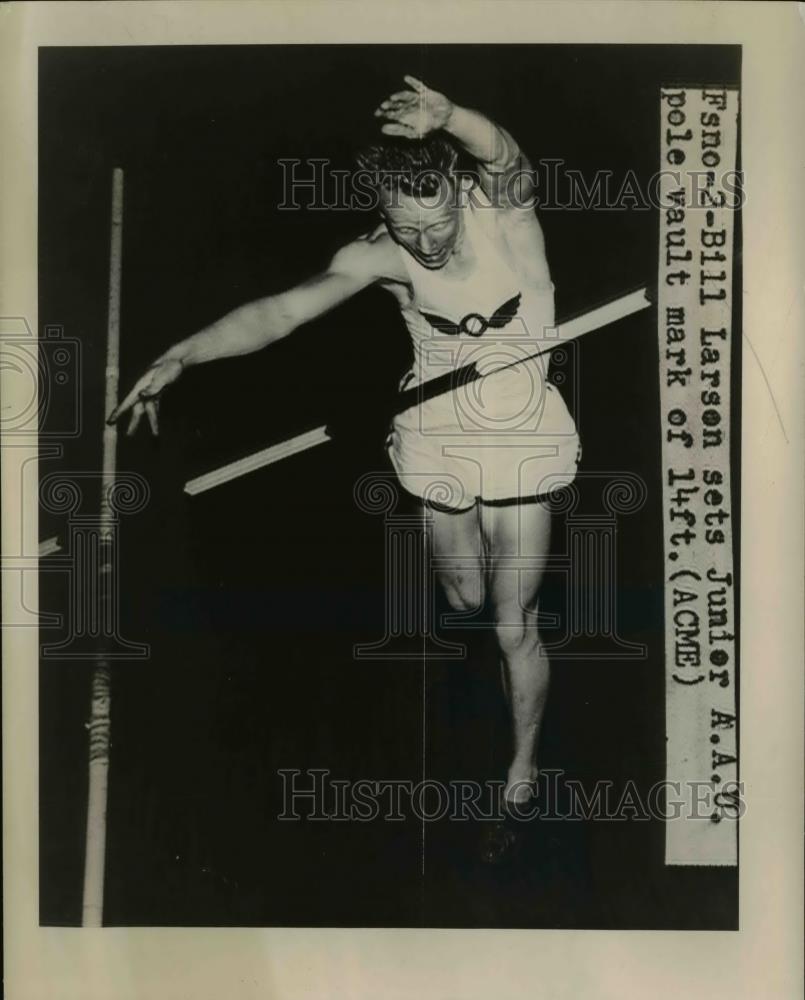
[109, 238, 383, 435]
[375, 75, 535, 206]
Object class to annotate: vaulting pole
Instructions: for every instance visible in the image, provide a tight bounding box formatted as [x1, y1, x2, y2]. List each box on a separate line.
[82, 167, 124, 927]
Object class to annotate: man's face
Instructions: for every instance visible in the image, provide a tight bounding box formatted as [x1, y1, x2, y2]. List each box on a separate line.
[380, 178, 461, 270]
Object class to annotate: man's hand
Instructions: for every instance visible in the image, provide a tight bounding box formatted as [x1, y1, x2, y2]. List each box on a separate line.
[374, 75, 454, 139]
[107, 356, 184, 436]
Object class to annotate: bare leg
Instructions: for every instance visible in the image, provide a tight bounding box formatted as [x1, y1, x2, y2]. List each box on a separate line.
[481, 500, 552, 805]
[427, 501, 486, 614]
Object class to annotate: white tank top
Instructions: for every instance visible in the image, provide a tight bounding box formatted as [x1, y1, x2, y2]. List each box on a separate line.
[393, 191, 555, 388]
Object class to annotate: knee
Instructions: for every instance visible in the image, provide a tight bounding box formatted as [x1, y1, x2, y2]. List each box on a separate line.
[493, 605, 538, 656]
[441, 570, 485, 613]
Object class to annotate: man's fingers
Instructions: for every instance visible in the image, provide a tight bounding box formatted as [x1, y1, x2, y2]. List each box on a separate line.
[374, 106, 404, 122]
[403, 75, 427, 93]
[144, 398, 159, 436]
[110, 377, 151, 424]
[126, 400, 145, 437]
[380, 123, 415, 137]
[106, 358, 182, 426]
[111, 388, 141, 424]
[376, 99, 413, 117]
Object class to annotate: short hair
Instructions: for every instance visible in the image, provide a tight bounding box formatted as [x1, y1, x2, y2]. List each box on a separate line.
[354, 135, 459, 197]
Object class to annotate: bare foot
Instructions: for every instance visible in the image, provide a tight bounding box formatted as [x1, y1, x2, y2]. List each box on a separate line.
[504, 765, 538, 806]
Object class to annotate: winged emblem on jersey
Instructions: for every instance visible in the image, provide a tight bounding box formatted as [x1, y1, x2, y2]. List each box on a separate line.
[420, 292, 522, 338]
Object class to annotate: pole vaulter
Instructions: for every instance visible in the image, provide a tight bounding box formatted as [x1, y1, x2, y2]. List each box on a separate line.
[108, 74, 656, 866]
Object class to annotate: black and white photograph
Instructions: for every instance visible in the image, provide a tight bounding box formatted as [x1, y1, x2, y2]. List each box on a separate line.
[2, 3, 803, 999]
[37, 39, 742, 930]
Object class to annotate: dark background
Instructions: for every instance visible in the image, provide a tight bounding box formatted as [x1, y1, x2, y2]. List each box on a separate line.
[39, 45, 740, 928]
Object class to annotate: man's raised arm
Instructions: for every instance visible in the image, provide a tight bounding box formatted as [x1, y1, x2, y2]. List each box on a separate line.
[374, 75, 535, 206]
[109, 238, 382, 436]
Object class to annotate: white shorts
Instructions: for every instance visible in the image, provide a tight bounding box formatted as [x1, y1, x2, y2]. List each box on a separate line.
[387, 358, 580, 511]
